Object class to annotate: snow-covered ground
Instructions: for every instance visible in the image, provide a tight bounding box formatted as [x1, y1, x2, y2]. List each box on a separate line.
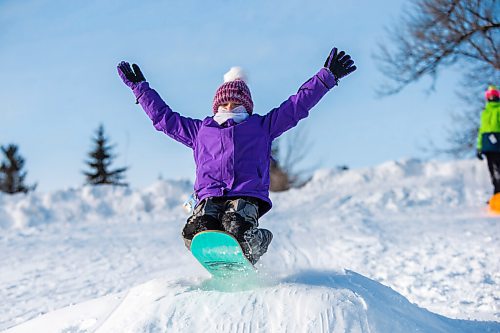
[1, 159, 499, 332]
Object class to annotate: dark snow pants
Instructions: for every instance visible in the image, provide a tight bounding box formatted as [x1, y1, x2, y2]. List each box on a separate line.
[485, 152, 500, 194]
[182, 197, 273, 264]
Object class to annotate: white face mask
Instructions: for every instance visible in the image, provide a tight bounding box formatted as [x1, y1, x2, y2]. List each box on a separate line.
[214, 105, 249, 125]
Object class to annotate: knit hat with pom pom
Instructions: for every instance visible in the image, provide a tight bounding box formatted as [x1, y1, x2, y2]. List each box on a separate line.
[212, 67, 253, 114]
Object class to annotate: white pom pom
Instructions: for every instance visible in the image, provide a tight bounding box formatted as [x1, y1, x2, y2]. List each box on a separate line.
[223, 66, 247, 83]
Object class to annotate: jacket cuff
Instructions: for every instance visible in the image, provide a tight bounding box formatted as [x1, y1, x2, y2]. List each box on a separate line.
[317, 68, 338, 89]
[132, 81, 151, 99]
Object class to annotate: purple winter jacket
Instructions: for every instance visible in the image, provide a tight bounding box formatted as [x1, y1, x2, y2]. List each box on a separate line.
[132, 68, 337, 216]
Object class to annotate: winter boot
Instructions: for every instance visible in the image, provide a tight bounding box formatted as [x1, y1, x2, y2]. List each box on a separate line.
[220, 197, 273, 264]
[182, 215, 222, 250]
[222, 212, 273, 264]
[242, 228, 273, 264]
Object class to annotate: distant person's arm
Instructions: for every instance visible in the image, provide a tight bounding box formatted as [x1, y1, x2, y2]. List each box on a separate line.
[476, 110, 484, 160]
[117, 62, 201, 148]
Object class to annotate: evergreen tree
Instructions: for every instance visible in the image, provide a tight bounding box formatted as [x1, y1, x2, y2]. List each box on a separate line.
[0, 144, 36, 194]
[83, 125, 128, 186]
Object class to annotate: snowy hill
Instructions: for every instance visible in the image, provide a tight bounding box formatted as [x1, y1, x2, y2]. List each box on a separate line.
[1, 159, 499, 332]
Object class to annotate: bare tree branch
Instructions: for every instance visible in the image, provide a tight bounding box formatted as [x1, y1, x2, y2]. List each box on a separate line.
[374, 0, 499, 156]
[270, 128, 317, 192]
[375, 0, 499, 96]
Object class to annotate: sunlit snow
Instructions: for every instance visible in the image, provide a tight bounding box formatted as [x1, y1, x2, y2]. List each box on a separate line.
[1, 159, 499, 332]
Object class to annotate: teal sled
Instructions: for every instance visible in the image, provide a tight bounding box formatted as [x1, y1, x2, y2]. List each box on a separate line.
[191, 231, 256, 278]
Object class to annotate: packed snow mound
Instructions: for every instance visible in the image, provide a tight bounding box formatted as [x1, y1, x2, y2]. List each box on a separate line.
[6, 270, 498, 333]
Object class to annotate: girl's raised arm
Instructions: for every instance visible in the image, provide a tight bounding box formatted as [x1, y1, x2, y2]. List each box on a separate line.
[117, 62, 202, 148]
[262, 47, 356, 140]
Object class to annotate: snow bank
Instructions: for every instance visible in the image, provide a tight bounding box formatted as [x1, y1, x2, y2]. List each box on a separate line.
[0, 159, 489, 231]
[0, 179, 192, 229]
[293, 158, 488, 213]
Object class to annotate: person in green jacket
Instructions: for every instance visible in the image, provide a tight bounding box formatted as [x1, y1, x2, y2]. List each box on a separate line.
[477, 85, 500, 195]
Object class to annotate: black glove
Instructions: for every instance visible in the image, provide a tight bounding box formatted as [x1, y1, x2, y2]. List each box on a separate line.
[476, 150, 484, 160]
[117, 61, 146, 87]
[324, 47, 357, 81]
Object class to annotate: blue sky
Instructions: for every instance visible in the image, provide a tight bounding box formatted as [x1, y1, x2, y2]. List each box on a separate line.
[0, 0, 463, 191]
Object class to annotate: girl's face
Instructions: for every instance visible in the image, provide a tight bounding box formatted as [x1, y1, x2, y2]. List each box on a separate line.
[219, 101, 242, 112]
